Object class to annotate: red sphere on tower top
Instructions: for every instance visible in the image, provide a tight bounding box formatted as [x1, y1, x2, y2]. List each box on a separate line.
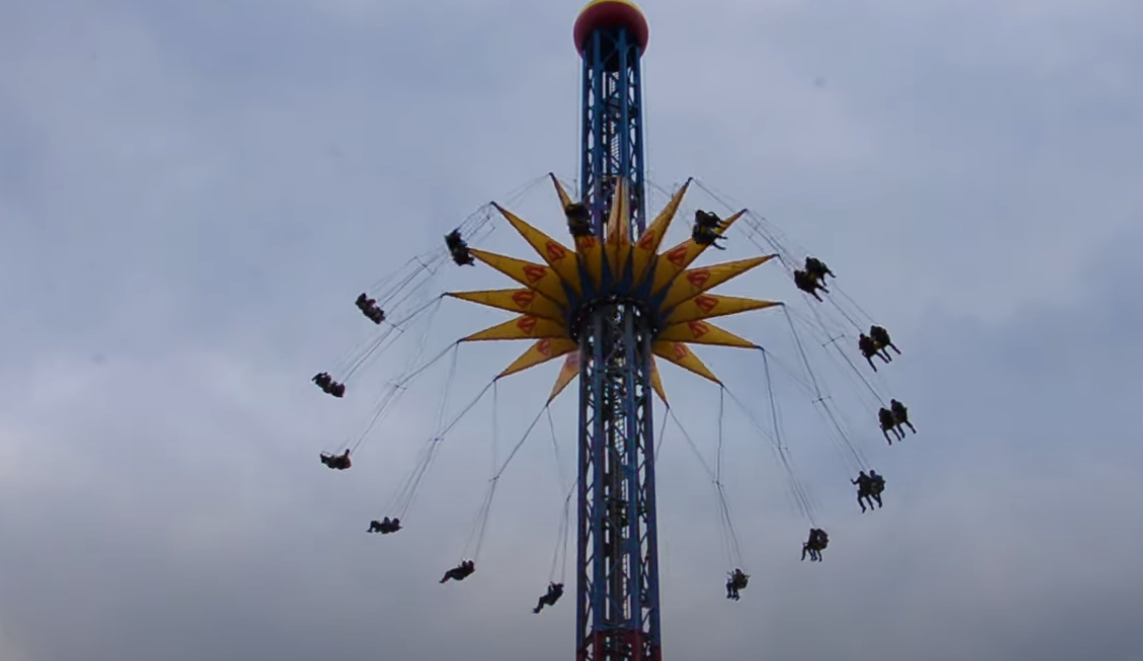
[573, 0, 650, 56]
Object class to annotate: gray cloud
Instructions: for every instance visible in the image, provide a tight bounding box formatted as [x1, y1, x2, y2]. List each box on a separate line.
[1, 0, 1141, 659]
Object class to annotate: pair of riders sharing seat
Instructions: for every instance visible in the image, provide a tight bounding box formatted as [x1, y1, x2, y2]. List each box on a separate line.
[802, 528, 829, 562]
[312, 372, 345, 398]
[692, 210, 727, 249]
[320, 449, 351, 470]
[368, 516, 401, 534]
[858, 325, 900, 370]
[564, 202, 593, 237]
[794, 256, 834, 301]
[725, 568, 749, 600]
[354, 293, 385, 324]
[878, 399, 916, 444]
[445, 229, 475, 266]
[852, 470, 886, 513]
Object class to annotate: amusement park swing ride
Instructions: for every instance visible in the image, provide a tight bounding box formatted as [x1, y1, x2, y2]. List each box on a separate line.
[309, 1, 918, 659]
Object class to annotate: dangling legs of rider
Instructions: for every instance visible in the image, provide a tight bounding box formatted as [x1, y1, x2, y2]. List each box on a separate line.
[725, 578, 741, 600]
[864, 347, 890, 371]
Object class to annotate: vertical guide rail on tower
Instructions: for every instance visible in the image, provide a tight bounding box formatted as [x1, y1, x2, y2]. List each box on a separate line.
[580, 29, 646, 237]
[576, 8, 658, 660]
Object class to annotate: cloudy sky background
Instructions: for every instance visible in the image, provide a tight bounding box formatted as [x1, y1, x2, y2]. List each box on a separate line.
[2, 0, 1142, 659]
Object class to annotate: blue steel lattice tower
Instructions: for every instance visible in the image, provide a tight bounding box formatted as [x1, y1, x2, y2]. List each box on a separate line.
[571, 2, 658, 660]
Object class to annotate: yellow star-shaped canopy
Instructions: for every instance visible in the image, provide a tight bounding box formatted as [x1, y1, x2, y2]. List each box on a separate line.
[446, 174, 780, 405]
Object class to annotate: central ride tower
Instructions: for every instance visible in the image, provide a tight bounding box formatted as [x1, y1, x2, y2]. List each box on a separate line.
[571, 2, 659, 660]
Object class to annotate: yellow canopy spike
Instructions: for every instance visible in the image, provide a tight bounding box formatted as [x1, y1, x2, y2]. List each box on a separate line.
[445, 289, 565, 323]
[605, 180, 631, 278]
[633, 179, 691, 287]
[605, 179, 627, 243]
[650, 210, 747, 296]
[650, 356, 668, 405]
[492, 203, 582, 295]
[665, 293, 781, 325]
[545, 348, 670, 403]
[548, 174, 603, 287]
[660, 255, 776, 311]
[549, 173, 574, 209]
[498, 338, 578, 379]
[546, 350, 581, 404]
[461, 315, 570, 342]
[469, 248, 570, 307]
[651, 341, 721, 385]
[550, 349, 666, 405]
[575, 234, 605, 289]
[657, 320, 759, 349]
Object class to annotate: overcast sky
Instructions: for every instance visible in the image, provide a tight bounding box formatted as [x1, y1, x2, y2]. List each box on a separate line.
[2, 0, 1142, 660]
